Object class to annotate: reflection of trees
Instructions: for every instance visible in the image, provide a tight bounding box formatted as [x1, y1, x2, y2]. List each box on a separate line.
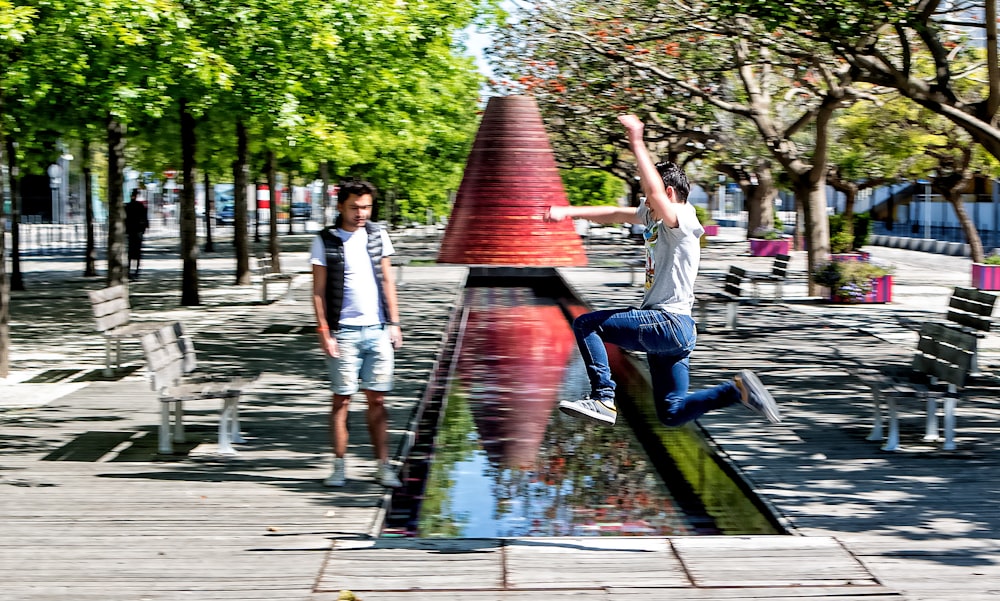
[417, 383, 478, 538]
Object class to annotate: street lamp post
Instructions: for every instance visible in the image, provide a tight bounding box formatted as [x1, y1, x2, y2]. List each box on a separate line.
[47, 163, 62, 224]
[924, 180, 931, 239]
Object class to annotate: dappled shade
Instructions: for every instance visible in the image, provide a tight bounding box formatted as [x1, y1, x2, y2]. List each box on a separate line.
[437, 95, 587, 266]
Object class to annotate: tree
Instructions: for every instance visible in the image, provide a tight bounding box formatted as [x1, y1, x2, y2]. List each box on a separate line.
[721, 1, 1000, 163]
[488, 1, 873, 291]
[0, 0, 36, 378]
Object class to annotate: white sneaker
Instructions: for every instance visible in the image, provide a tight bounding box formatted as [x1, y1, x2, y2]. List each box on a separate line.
[558, 397, 617, 426]
[323, 457, 346, 487]
[376, 461, 402, 488]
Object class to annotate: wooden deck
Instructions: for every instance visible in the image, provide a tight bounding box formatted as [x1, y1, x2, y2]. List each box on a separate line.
[3, 233, 1000, 599]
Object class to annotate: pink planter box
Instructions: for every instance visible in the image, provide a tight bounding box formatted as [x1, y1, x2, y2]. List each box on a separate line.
[749, 238, 790, 257]
[702, 224, 719, 237]
[971, 264, 1000, 290]
[830, 275, 893, 303]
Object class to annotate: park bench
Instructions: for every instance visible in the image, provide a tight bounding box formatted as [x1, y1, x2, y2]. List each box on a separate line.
[848, 321, 977, 452]
[695, 265, 747, 332]
[747, 253, 790, 301]
[87, 284, 173, 376]
[139, 322, 255, 455]
[254, 254, 296, 303]
[943, 286, 996, 374]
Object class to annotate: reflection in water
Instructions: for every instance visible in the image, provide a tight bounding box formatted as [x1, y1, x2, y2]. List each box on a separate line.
[410, 287, 695, 538]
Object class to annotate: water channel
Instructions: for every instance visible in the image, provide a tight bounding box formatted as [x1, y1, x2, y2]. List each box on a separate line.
[384, 268, 781, 538]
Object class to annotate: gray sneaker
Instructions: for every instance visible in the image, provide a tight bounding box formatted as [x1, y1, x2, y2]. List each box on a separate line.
[736, 369, 781, 423]
[323, 457, 346, 487]
[559, 397, 617, 426]
[376, 461, 402, 488]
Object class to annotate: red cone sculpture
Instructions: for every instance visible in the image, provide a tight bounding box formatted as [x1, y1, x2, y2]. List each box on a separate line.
[437, 95, 588, 266]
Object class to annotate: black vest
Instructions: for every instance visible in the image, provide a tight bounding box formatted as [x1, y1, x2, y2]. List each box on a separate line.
[319, 222, 386, 330]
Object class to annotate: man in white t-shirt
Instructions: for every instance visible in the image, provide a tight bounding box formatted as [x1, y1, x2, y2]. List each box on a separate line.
[546, 114, 781, 428]
[311, 180, 403, 488]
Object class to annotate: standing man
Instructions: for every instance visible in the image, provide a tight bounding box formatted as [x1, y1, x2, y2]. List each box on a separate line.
[124, 188, 149, 279]
[546, 114, 781, 429]
[311, 180, 403, 488]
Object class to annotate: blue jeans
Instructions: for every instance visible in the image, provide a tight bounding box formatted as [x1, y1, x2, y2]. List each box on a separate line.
[572, 308, 740, 426]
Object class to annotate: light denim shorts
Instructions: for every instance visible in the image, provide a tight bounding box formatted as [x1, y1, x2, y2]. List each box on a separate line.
[326, 324, 394, 395]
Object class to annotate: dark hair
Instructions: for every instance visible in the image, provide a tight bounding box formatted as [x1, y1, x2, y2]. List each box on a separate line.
[655, 162, 690, 202]
[337, 179, 377, 205]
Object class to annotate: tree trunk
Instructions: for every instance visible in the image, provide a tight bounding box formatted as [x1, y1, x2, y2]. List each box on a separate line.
[179, 99, 200, 306]
[82, 139, 97, 277]
[233, 120, 251, 285]
[793, 174, 832, 295]
[265, 149, 281, 271]
[952, 192, 984, 263]
[0, 137, 8, 377]
[203, 170, 214, 253]
[106, 116, 127, 287]
[285, 172, 293, 235]
[6, 138, 24, 291]
[319, 160, 330, 227]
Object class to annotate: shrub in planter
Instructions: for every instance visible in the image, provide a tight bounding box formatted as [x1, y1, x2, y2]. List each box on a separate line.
[812, 258, 894, 303]
[971, 252, 1000, 290]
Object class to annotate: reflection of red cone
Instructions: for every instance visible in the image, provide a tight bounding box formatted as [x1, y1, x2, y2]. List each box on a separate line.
[457, 288, 576, 468]
[438, 95, 587, 266]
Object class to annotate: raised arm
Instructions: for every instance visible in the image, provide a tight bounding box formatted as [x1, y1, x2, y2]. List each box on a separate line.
[618, 114, 679, 228]
[545, 204, 641, 225]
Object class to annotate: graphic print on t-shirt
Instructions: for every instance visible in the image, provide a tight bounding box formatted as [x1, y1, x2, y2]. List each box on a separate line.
[643, 220, 660, 290]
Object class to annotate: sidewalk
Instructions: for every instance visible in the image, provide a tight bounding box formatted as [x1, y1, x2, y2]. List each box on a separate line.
[3, 227, 1000, 600]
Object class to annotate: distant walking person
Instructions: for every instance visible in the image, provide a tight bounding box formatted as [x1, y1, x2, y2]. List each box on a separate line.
[311, 180, 404, 488]
[546, 114, 781, 428]
[124, 188, 149, 278]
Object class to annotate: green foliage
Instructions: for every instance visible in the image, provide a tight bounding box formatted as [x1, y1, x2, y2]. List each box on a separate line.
[750, 227, 782, 240]
[828, 212, 872, 253]
[812, 258, 893, 300]
[561, 168, 622, 206]
[694, 204, 716, 226]
[983, 253, 1000, 266]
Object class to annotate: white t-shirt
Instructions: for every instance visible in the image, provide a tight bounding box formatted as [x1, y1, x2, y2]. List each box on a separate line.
[310, 228, 395, 327]
[636, 199, 703, 315]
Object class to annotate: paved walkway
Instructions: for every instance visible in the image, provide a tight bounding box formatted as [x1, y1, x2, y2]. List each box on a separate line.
[2, 227, 1000, 600]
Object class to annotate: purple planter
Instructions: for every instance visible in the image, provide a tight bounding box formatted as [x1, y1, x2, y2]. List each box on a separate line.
[702, 224, 719, 237]
[830, 275, 893, 304]
[749, 238, 790, 257]
[972, 263, 1000, 290]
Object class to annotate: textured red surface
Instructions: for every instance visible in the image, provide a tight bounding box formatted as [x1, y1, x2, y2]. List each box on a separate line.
[437, 95, 588, 266]
[456, 288, 577, 468]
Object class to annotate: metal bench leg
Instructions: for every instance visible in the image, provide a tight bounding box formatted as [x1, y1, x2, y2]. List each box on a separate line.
[230, 399, 245, 444]
[725, 302, 738, 330]
[866, 388, 884, 441]
[697, 302, 709, 333]
[159, 403, 174, 454]
[104, 339, 114, 376]
[262, 278, 269, 302]
[173, 402, 186, 444]
[775, 281, 784, 301]
[942, 395, 958, 451]
[217, 398, 238, 455]
[923, 397, 939, 441]
[882, 397, 901, 451]
[396, 264, 405, 286]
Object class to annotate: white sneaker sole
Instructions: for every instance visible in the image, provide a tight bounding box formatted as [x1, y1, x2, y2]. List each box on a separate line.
[739, 370, 781, 423]
[558, 400, 617, 426]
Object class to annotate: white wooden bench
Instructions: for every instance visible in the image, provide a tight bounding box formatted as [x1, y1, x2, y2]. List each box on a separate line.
[695, 266, 747, 332]
[747, 253, 790, 301]
[849, 321, 977, 452]
[140, 323, 255, 455]
[254, 255, 296, 303]
[88, 285, 172, 376]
